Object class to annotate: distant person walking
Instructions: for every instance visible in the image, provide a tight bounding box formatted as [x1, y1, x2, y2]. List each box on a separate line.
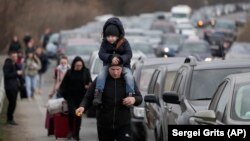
[35, 46, 49, 95]
[23, 49, 41, 100]
[8, 35, 23, 68]
[8, 35, 22, 54]
[41, 28, 52, 50]
[49, 55, 70, 98]
[23, 32, 32, 47]
[25, 39, 35, 54]
[3, 51, 23, 125]
[60, 56, 92, 140]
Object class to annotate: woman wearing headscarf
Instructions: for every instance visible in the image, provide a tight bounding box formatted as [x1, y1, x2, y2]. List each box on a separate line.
[60, 56, 92, 141]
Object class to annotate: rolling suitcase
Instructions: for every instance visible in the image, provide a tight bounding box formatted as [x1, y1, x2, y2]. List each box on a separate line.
[45, 110, 54, 136]
[54, 113, 69, 139]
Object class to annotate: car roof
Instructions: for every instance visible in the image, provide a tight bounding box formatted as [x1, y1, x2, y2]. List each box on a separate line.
[190, 59, 250, 70]
[182, 39, 208, 45]
[158, 62, 183, 72]
[227, 72, 250, 84]
[137, 57, 185, 66]
[216, 18, 235, 24]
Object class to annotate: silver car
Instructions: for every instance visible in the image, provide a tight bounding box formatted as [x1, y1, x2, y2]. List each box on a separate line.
[190, 72, 250, 125]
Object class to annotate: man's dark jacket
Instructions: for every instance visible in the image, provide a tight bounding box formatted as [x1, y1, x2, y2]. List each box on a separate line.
[99, 17, 132, 68]
[37, 53, 49, 74]
[80, 74, 142, 128]
[3, 58, 19, 91]
[9, 41, 21, 53]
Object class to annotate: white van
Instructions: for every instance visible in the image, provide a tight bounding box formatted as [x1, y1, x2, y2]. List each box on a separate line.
[170, 5, 192, 24]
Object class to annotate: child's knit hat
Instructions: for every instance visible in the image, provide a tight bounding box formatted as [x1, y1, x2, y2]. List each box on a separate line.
[104, 24, 120, 37]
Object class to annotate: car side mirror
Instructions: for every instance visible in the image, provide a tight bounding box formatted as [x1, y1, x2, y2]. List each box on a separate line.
[162, 91, 180, 104]
[189, 110, 217, 125]
[144, 94, 157, 103]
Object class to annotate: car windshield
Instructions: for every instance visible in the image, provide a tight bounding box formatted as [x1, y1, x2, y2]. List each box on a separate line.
[163, 36, 182, 45]
[233, 83, 250, 121]
[139, 68, 155, 93]
[151, 22, 175, 33]
[189, 68, 250, 100]
[180, 42, 209, 53]
[64, 44, 98, 55]
[215, 21, 236, 31]
[177, 24, 193, 29]
[172, 13, 188, 18]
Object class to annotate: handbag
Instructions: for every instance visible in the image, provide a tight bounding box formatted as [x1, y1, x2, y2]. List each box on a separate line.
[46, 98, 68, 114]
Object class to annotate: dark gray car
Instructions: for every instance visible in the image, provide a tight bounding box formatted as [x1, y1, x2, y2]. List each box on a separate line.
[131, 57, 185, 141]
[144, 63, 183, 141]
[175, 38, 212, 61]
[154, 33, 184, 57]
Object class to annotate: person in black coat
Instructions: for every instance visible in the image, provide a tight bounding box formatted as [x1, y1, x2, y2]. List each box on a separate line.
[76, 62, 142, 141]
[93, 17, 135, 106]
[35, 46, 49, 94]
[3, 51, 23, 125]
[23, 32, 32, 47]
[8, 35, 22, 54]
[59, 56, 92, 140]
[41, 28, 52, 50]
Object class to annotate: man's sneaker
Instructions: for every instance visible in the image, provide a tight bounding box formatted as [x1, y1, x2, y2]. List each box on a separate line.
[93, 90, 102, 106]
[7, 120, 18, 126]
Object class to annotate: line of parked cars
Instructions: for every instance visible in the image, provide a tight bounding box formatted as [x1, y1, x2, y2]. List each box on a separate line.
[140, 56, 250, 141]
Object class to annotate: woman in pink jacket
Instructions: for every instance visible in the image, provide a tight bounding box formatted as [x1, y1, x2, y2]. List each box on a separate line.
[49, 55, 70, 98]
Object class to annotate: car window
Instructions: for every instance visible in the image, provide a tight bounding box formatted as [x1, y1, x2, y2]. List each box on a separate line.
[164, 71, 177, 92]
[180, 42, 209, 53]
[139, 68, 155, 93]
[233, 84, 250, 120]
[172, 69, 185, 91]
[177, 70, 187, 97]
[162, 35, 182, 45]
[213, 81, 230, 121]
[154, 69, 168, 97]
[148, 70, 160, 94]
[209, 81, 228, 110]
[189, 68, 250, 100]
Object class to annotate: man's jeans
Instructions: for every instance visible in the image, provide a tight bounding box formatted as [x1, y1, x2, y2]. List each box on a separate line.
[96, 66, 134, 94]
